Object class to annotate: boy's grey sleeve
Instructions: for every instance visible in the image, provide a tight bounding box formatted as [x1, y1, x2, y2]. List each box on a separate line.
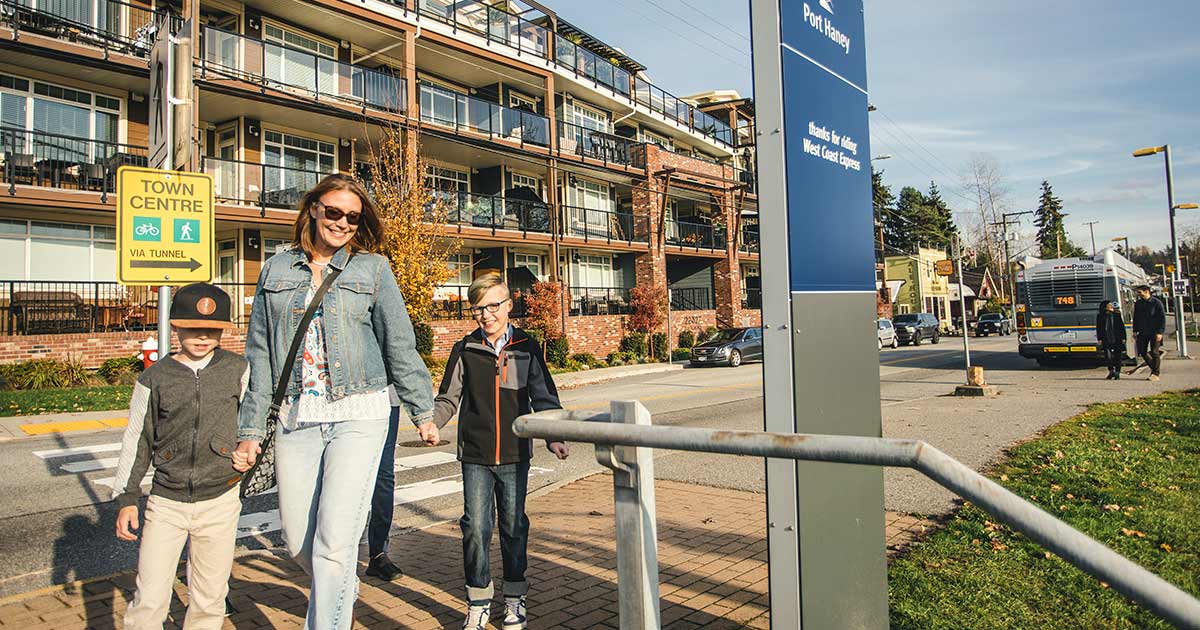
[431, 342, 466, 429]
[112, 381, 154, 508]
[527, 340, 561, 412]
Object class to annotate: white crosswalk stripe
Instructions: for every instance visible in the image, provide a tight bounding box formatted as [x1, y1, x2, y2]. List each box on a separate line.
[33, 443, 123, 459]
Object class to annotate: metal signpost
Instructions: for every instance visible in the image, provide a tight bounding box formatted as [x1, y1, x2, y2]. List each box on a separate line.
[750, 1, 886, 627]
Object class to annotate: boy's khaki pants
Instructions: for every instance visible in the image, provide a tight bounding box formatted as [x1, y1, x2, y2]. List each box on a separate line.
[124, 486, 241, 630]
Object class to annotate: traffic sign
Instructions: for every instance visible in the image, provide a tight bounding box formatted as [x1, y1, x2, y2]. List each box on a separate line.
[935, 259, 955, 276]
[117, 166, 213, 285]
[147, 15, 171, 170]
[1174, 278, 1190, 296]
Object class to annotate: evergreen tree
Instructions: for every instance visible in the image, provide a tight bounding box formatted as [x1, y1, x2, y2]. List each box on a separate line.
[892, 186, 927, 253]
[924, 181, 958, 252]
[1033, 180, 1087, 258]
[873, 168, 897, 258]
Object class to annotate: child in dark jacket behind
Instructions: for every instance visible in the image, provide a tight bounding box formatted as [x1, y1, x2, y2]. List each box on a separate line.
[418, 273, 569, 630]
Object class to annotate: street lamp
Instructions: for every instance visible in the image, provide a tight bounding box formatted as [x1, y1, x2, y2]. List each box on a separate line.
[872, 154, 892, 161]
[1082, 220, 1099, 257]
[1133, 144, 1186, 357]
[1111, 236, 1131, 256]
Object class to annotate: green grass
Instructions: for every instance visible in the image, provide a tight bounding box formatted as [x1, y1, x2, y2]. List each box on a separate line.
[0, 385, 132, 417]
[889, 390, 1200, 629]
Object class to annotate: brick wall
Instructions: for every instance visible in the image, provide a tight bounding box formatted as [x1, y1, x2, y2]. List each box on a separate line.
[0, 330, 248, 368]
[429, 315, 630, 358]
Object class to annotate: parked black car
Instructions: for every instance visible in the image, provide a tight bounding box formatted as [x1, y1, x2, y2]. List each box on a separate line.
[975, 312, 1012, 337]
[892, 313, 941, 346]
[690, 327, 763, 367]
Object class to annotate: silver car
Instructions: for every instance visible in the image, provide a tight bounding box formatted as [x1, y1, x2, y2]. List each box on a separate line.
[877, 319, 898, 350]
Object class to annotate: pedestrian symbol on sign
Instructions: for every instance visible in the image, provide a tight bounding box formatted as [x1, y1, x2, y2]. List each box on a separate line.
[174, 219, 200, 243]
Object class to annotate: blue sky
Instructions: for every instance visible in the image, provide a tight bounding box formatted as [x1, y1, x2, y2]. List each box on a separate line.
[551, 1, 1200, 252]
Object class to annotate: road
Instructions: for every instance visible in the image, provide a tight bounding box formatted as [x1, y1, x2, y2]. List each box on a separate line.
[0, 334, 1084, 598]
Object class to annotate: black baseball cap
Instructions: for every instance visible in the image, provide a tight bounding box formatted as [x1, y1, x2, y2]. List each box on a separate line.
[170, 283, 235, 329]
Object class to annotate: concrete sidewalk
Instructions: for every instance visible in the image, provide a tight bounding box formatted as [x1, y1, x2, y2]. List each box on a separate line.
[0, 473, 930, 629]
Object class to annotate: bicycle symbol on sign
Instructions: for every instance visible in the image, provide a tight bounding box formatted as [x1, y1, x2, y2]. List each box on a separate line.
[135, 223, 160, 237]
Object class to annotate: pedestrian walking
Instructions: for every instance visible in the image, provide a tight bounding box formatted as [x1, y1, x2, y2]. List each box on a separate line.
[233, 174, 433, 630]
[421, 273, 570, 630]
[1130, 285, 1166, 381]
[1096, 300, 1126, 379]
[364, 396, 406, 581]
[111, 283, 247, 630]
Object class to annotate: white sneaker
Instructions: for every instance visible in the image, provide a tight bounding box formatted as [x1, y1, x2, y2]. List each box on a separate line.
[463, 602, 490, 630]
[502, 596, 527, 630]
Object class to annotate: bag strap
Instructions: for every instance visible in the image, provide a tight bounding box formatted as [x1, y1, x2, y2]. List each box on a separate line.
[267, 260, 345, 419]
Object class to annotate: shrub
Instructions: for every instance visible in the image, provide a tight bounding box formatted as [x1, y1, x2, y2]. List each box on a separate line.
[546, 336, 570, 367]
[524, 281, 564, 341]
[651, 332, 668, 361]
[619, 333, 647, 357]
[570, 352, 598, 368]
[422, 354, 448, 382]
[0, 358, 90, 390]
[560, 358, 586, 372]
[677, 330, 695, 349]
[97, 356, 144, 385]
[606, 351, 637, 366]
[526, 328, 545, 349]
[413, 322, 434, 356]
[628, 284, 667, 334]
[671, 348, 692, 362]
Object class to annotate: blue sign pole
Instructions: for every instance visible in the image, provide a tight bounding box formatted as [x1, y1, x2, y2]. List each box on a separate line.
[750, 1, 887, 627]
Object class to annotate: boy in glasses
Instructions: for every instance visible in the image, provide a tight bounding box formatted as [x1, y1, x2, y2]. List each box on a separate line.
[418, 273, 569, 630]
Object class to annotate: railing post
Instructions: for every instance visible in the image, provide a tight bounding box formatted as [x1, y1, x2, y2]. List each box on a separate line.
[596, 400, 660, 630]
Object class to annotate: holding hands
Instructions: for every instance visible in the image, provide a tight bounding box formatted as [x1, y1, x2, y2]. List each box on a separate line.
[417, 422, 440, 446]
[232, 440, 261, 473]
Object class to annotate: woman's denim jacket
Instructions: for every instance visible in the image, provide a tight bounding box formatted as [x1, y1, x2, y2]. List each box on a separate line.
[237, 246, 433, 441]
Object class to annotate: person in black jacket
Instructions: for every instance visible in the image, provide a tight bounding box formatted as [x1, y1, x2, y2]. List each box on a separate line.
[1130, 285, 1166, 380]
[1096, 300, 1126, 379]
[420, 273, 569, 630]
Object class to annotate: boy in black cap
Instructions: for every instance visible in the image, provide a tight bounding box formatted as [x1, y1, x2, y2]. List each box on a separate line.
[111, 283, 249, 630]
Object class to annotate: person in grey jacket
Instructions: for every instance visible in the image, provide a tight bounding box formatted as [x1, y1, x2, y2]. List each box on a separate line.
[232, 174, 434, 630]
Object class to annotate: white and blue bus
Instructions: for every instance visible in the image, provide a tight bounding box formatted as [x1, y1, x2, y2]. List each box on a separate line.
[1015, 249, 1148, 365]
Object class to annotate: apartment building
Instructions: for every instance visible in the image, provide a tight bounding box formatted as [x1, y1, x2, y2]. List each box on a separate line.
[0, 0, 758, 361]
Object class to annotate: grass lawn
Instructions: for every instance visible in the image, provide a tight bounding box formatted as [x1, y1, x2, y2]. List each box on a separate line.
[0, 385, 132, 417]
[889, 390, 1200, 629]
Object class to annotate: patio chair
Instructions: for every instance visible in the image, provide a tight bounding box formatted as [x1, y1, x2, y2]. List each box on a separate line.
[5, 153, 36, 186]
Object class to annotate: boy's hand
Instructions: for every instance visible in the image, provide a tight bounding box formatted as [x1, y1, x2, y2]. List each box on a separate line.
[232, 440, 261, 472]
[417, 422, 440, 446]
[548, 441, 570, 460]
[115, 505, 140, 541]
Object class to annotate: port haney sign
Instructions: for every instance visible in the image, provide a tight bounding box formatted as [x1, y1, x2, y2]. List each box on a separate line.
[116, 166, 214, 285]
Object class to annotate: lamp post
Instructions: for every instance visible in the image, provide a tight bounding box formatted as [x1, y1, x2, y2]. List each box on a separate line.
[1134, 144, 1186, 357]
[1111, 236, 1131, 257]
[1082, 220, 1099, 257]
[1175, 203, 1199, 331]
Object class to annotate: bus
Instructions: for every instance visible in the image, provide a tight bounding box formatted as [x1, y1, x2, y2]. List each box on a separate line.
[1015, 249, 1148, 365]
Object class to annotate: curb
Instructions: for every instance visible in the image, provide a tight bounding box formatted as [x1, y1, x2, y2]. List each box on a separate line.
[555, 362, 682, 390]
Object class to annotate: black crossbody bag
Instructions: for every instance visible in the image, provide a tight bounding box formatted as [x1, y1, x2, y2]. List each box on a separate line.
[240, 264, 344, 498]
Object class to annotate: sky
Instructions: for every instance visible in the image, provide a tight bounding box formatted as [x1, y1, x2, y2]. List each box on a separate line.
[549, 0, 1200, 253]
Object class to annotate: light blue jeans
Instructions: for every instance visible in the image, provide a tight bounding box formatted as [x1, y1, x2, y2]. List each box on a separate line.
[275, 417, 388, 630]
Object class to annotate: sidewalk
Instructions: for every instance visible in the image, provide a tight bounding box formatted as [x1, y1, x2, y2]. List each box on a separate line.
[0, 472, 930, 629]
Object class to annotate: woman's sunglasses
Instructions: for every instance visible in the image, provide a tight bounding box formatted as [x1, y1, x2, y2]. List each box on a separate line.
[314, 200, 362, 226]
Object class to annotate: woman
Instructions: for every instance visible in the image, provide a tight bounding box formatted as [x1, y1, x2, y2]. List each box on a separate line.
[1096, 300, 1126, 380]
[233, 174, 433, 629]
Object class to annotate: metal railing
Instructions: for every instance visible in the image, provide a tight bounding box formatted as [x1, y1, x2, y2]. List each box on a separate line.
[562, 205, 647, 244]
[431, 284, 527, 320]
[2, 127, 147, 200]
[515, 403, 1200, 630]
[436, 190, 551, 234]
[417, 0, 547, 57]
[556, 121, 640, 167]
[631, 77, 733, 148]
[739, 223, 759, 253]
[419, 83, 549, 147]
[669, 286, 712, 311]
[554, 37, 631, 97]
[569, 286, 634, 316]
[0, 281, 254, 335]
[666, 219, 726, 250]
[199, 26, 407, 114]
[0, 0, 172, 58]
[741, 287, 761, 309]
[200, 155, 332, 210]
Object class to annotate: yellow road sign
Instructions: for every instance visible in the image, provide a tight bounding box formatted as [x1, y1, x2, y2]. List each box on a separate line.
[935, 259, 954, 276]
[117, 166, 213, 285]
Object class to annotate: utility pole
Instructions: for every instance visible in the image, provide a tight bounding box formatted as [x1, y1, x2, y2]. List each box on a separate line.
[1083, 220, 1099, 257]
[992, 210, 1032, 318]
[955, 236, 971, 372]
[1133, 144, 1187, 358]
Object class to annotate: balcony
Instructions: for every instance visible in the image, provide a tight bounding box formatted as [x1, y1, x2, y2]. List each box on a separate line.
[200, 155, 332, 210]
[632, 77, 733, 148]
[433, 283, 529, 320]
[742, 287, 761, 309]
[0, 0, 169, 59]
[739, 221, 759, 253]
[199, 26, 408, 114]
[562, 206, 648, 244]
[553, 37, 631, 97]
[417, 0, 548, 57]
[2, 127, 147, 200]
[670, 286, 713, 311]
[569, 286, 633, 316]
[666, 219, 726, 251]
[557, 121, 642, 167]
[437, 190, 551, 235]
[419, 83, 549, 147]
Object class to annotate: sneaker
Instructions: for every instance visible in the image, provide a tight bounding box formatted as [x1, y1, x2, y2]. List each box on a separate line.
[365, 554, 404, 581]
[1149, 374, 1160, 381]
[502, 596, 527, 630]
[463, 601, 490, 630]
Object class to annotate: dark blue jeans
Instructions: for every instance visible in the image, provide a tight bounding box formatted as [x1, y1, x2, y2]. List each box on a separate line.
[460, 461, 530, 602]
[368, 406, 400, 558]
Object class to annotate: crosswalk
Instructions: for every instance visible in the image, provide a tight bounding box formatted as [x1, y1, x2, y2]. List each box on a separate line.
[34, 441, 549, 541]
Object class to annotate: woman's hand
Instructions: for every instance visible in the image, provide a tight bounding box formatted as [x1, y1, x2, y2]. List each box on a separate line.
[232, 440, 261, 472]
[115, 505, 140, 541]
[417, 422, 440, 446]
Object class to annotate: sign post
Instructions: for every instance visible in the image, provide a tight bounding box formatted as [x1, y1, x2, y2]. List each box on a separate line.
[750, 1, 886, 627]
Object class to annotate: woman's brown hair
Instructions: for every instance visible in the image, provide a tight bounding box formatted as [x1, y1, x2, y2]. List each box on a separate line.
[291, 173, 384, 256]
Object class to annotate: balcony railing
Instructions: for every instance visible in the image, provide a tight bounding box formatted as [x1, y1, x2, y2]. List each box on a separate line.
[200, 155, 332, 210]
[742, 287, 762, 309]
[433, 284, 528, 320]
[569, 286, 633, 316]
[1, 127, 147, 200]
[553, 37, 631, 97]
[630, 77, 733, 148]
[670, 286, 713, 311]
[562, 205, 648, 244]
[419, 83, 549, 147]
[557, 121, 641, 167]
[693, 109, 734, 146]
[739, 223, 759, 253]
[0, 0, 173, 58]
[200, 26, 407, 114]
[436, 190, 551, 234]
[666, 219, 726, 250]
[417, 0, 547, 57]
[0, 280, 253, 335]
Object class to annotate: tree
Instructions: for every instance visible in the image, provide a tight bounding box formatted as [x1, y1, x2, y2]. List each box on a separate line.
[523, 281, 563, 341]
[1033, 180, 1086, 259]
[961, 154, 1011, 276]
[892, 186, 929, 253]
[872, 168, 896, 260]
[627, 284, 666, 334]
[365, 125, 461, 323]
[924, 181, 958, 251]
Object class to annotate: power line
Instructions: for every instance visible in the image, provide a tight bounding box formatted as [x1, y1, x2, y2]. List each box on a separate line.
[641, 0, 754, 60]
[607, 0, 753, 71]
[876, 109, 962, 178]
[870, 123, 977, 205]
[671, 0, 752, 44]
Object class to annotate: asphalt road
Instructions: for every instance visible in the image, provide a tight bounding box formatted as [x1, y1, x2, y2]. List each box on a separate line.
[2, 333, 1155, 598]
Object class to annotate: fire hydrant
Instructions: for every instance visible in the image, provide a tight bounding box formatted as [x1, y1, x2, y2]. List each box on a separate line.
[141, 336, 159, 369]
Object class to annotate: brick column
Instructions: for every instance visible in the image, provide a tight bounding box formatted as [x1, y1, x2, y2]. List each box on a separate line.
[714, 182, 742, 327]
[633, 150, 667, 301]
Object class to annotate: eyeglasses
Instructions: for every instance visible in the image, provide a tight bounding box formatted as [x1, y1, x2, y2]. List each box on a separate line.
[314, 200, 362, 226]
[470, 299, 510, 317]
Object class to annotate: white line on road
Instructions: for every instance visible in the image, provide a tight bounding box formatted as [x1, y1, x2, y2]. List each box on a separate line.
[59, 457, 119, 473]
[33, 443, 122, 459]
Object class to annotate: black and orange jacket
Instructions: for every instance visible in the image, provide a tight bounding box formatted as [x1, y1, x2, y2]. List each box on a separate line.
[432, 327, 561, 465]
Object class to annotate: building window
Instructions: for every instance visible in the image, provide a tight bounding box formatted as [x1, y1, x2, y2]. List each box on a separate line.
[435, 253, 473, 302]
[510, 171, 540, 195]
[426, 165, 470, 192]
[0, 73, 123, 158]
[263, 23, 336, 95]
[513, 252, 542, 280]
[0, 219, 116, 281]
[642, 128, 673, 151]
[573, 253, 614, 288]
[420, 83, 466, 127]
[567, 101, 610, 134]
[261, 238, 290, 262]
[509, 92, 537, 113]
[262, 130, 335, 199]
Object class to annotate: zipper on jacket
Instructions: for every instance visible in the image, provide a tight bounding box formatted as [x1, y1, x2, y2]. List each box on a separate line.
[495, 350, 505, 465]
[189, 369, 200, 499]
